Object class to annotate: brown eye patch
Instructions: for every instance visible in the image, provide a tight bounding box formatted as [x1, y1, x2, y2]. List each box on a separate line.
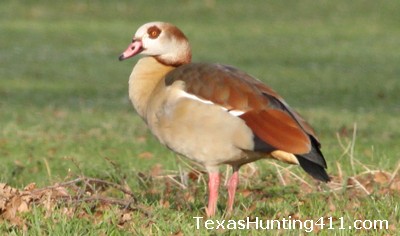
[147, 26, 161, 39]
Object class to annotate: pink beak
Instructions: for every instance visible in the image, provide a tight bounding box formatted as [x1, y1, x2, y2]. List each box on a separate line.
[119, 40, 143, 61]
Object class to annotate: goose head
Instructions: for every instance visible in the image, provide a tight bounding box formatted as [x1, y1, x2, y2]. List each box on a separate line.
[119, 21, 192, 66]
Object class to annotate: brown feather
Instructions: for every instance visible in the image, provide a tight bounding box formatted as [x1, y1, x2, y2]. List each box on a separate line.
[240, 110, 311, 154]
[165, 63, 316, 154]
[255, 82, 320, 143]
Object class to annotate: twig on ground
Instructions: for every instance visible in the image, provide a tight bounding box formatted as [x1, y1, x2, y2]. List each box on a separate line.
[336, 161, 343, 181]
[389, 161, 400, 187]
[269, 161, 286, 186]
[349, 123, 357, 176]
[349, 177, 370, 195]
[29, 176, 138, 202]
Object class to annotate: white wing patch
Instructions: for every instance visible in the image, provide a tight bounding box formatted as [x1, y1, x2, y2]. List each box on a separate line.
[227, 110, 245, 116]
[177, 90, 245, 117]
[177, 90, 214, 105]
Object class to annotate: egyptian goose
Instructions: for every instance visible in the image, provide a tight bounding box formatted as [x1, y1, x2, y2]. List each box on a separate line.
[119, 22, 330, 217]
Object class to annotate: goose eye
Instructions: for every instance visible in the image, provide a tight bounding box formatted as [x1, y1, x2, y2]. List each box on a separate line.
[147, 26, 161, 39]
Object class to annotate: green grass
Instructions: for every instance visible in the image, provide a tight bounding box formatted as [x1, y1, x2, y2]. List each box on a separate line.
[1, 0, 400, 234]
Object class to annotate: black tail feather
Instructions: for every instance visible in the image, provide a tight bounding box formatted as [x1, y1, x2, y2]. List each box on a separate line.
[296, 135, 330, 182]
[253, 130, 330, 182]
[296, 155, 330, 182]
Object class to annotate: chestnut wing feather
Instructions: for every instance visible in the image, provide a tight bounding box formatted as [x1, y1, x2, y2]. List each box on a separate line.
[164, 63, 314, 154]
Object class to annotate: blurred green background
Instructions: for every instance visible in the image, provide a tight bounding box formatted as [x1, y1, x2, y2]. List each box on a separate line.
[0, 0, 399, 234]
[1, 0, 399, 184]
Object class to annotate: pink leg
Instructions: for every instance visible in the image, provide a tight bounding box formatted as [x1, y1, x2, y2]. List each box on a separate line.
[206, 172, 220, 217]
[226, 168, 239, 212]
